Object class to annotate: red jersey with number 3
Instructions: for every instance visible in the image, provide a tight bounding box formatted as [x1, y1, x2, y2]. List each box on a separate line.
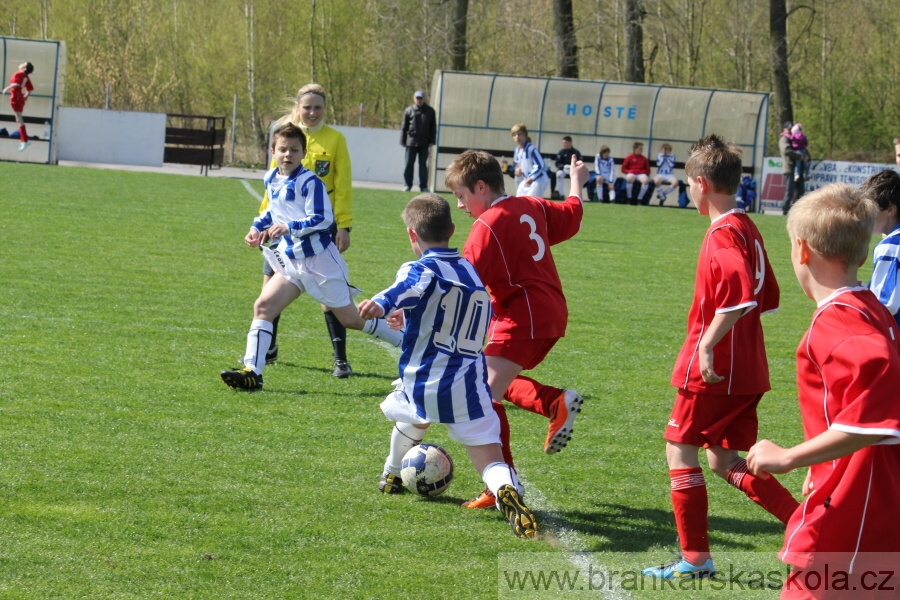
[671, 209, 779, 395]
[463, 194, 582, 341]
[781, 287, 900, 571]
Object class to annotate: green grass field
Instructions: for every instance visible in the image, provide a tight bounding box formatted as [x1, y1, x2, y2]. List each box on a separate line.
[0, 161, 833, 598]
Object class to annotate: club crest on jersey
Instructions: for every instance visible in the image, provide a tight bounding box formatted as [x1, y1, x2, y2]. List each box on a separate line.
[315, 160, 331, 177]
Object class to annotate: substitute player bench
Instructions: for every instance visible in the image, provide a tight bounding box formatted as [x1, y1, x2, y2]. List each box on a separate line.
[163, 113, 226, 176]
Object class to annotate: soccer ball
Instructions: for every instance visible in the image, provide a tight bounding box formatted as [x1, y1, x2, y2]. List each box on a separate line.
[400, 443, 454, 497]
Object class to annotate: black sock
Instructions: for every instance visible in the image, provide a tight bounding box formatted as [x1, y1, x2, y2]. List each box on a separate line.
[323, 310, 347, 362]
[269, 314, 280, 349]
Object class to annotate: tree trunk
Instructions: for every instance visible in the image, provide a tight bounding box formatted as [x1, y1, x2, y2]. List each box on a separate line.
[450, 0, 468, 71]
[624, 0, 644, 82]
[244, 0, 262, 160]
[553, 0, 579, 78]
[769, 0, 793, 127]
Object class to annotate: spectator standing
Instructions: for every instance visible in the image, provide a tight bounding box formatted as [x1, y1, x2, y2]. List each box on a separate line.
[788, 123, 811, 182]
[779, 121, 806, 215]
[401, 90, 436, 192]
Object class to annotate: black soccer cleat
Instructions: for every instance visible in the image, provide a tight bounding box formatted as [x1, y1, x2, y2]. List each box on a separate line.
[265, 345, 279, 364]
[497, 485, 538, 539]
[379, 472, 404, 494]
[332, 359, 353, 379]
[220, 367, 263, 391]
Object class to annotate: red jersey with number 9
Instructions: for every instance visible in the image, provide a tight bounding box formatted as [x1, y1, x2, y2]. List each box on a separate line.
[463, 194, 583, 341]
[671, 209, 779, 395]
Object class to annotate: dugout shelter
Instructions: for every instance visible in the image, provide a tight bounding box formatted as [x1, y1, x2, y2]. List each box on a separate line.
[428, 71, 769, 212]
[0, 36, 66, 165]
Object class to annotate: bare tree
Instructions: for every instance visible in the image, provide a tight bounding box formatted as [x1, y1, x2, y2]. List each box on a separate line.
[624, 0, 645, 82]
[553, 0, 578, 78]
[769, 0, 792, 127]
[450, 0, 468, 71]
[244, 0, 264, 159]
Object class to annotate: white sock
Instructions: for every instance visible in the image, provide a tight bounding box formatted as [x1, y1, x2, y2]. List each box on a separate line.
[639, 183, 649, 199]
[609, 189, 616, 201]
[363, 318, 403, 347]
[384, 423, 426, 474]
[244, 319, 273, 374]
[481, 461, 523, 497]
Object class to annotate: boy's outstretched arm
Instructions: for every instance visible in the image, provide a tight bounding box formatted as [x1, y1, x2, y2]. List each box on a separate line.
[567, 154, 590, 200]
[747, 429, 888, 478]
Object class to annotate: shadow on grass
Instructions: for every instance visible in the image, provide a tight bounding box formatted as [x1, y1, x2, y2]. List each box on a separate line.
[301, 365, 398, 382]
[539, 502, 786, 552]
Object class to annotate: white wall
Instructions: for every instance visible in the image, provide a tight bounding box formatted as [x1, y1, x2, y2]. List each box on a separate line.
[57, 107, 166, 167]
[334, 125, 405, 185]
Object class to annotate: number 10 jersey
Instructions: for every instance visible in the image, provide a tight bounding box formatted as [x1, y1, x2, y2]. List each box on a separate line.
[371, 247, 493, 423]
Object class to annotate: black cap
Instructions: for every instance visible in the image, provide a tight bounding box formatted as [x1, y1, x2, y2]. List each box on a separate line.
[783, 121, 793, 130]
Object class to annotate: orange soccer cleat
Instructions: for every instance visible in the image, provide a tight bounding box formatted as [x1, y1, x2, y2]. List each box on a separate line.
[544, 390, 583, 454]
[462, 488, 496, 509]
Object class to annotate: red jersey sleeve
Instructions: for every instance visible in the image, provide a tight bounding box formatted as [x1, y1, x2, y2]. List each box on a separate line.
[830, 341, 900, 435]
[541, 194, 583, 246]
[709, 243, 757, 313]
[816, 322, 900, 436]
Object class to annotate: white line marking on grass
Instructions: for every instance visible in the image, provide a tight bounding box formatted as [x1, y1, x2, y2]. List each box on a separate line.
[240, 179, 262, 201]
[516, 473, 631, 599]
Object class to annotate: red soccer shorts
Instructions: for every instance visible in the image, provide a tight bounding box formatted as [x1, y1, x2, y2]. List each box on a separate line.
[664, 389, 762, 451]
[10, 98, 25, 113]
[483, 337, 559, 371]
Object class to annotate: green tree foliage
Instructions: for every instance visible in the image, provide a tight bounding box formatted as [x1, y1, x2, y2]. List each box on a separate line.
[1, 0, 897, 163]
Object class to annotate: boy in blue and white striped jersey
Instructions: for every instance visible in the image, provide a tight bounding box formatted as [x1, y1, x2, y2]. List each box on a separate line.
[653, 143, 679, 205]
[359, 194, 537, 539]
[221, 123, 401, 391]
[511, 123, 549, 198]
[863, 169, 900, 329]
[593, 145, 616, 203]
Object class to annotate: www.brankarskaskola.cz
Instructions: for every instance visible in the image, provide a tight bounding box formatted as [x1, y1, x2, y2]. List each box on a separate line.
[501, 564, 898, 593]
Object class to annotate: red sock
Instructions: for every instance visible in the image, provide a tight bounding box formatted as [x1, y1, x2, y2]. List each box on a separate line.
[727, 458, 799, 525]
[503, 375, 561, 418]
[19, 125, 28, 141]
[670, 467, 710, 565]
[493, 401, 516, 471]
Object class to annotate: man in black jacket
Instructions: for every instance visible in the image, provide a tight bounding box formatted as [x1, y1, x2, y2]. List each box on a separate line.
[401, 90, 436, 192]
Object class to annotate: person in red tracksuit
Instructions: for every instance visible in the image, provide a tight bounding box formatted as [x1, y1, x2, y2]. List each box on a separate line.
[3, 61, 35, 152]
